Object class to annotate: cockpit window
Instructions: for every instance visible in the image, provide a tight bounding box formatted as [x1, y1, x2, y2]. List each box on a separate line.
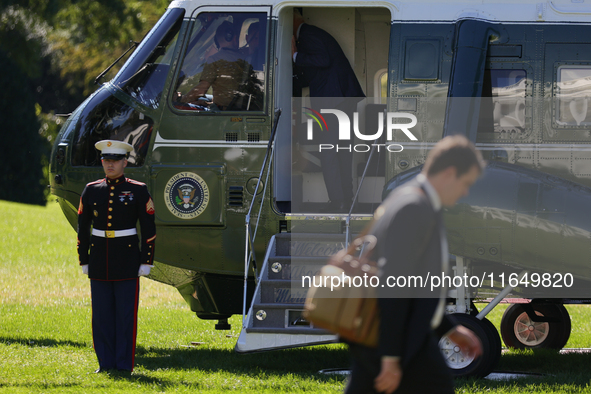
[71, 89, 153, 167]
[111, 8, 185, 109]
[172, 12, 267, 112]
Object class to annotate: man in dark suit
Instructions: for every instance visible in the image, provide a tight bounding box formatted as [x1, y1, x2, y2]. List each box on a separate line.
[77, 140, 156, 373]
[292, 9, 365, 212]
[345, 136, 485, 394]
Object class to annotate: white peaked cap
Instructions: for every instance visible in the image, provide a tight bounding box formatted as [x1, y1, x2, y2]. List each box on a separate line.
[95, 140, 133, 158]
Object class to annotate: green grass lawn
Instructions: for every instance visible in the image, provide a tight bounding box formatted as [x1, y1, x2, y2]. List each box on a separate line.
[1, 199, 591, 393]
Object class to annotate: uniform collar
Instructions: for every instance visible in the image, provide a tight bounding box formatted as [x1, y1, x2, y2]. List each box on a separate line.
[416, 173, 441, 212]
[106, 175, 125, 186]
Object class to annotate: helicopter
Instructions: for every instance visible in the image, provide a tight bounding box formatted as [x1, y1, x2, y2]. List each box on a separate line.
[49, 0, 591, 378]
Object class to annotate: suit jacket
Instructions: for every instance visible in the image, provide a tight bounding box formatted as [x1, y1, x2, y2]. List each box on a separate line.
[371, 179, 456, 366]
[77, 175, 156, 280]
[294, 23, 365, 98]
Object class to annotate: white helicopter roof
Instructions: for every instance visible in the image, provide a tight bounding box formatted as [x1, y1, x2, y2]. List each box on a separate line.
[168, 0, 591, 23]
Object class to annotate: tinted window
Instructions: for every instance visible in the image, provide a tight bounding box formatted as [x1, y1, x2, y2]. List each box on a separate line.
[71, 89, 153, 167]
[112, 8, 185, 109]
[489, 69, 526, 132]
[556, 66, 591, 126]
[478, 69, 526, 136]
[172, 12, 267, 112]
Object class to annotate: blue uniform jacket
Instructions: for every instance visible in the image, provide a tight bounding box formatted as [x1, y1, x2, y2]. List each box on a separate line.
[77, 175, 156, 280]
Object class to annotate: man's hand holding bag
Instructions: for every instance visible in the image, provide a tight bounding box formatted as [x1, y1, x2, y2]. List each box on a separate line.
[303, 235, 380, 348]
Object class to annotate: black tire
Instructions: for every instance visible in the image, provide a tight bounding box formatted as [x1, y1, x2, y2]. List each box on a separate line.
[500, 303, 570, 350]
[552, 304, 571, 350]
[439, 314, 500, 378]
[479, 317, 502, 373]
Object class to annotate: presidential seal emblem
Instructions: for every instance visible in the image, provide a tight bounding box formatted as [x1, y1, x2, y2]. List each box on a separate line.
[164, 172, 209, 219]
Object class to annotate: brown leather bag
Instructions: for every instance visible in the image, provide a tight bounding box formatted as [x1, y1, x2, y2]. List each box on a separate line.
[303, 234, 380, 348]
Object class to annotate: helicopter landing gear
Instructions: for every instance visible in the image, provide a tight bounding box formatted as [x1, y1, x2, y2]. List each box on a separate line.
[439, 257, 501, 377]
[439, 314, 501, 378]
[500, 302, 571, 350]
[215, 318, 232, 330]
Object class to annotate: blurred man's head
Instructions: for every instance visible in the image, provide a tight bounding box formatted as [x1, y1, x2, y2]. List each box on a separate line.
[423, 135, 485, 207]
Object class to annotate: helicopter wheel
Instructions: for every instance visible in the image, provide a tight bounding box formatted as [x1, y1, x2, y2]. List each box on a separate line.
[439, 314, 501, 378]
[479, 316, 502, 372]
[500, 303, 571, 350]
[552, 304, 572, 349]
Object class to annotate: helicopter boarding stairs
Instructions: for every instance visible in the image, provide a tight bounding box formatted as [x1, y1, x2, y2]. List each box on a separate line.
[235, 231, 353, 352]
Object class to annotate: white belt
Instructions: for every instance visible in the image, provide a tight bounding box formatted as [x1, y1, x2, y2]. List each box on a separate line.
[92, 228, 137, 238]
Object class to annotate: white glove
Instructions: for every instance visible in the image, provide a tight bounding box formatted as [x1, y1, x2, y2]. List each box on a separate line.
[81, 265, 89, 275]
[138, 264, 152, 276]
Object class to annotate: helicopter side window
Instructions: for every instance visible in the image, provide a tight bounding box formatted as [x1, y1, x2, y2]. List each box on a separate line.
[478, 69, 527, 138]
[556, 66, 591, 126]
[71, 90, 154, 167]
[490, 69, 526, 133]
[172, 12, 267, 112]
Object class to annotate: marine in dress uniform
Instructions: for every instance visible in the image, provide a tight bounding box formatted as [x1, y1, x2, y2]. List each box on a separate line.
[77, 140, 156, 373]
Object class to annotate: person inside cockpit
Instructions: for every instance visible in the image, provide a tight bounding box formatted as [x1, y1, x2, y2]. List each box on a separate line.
[180, 20, 263, 111]
[180, 21, 246, 110]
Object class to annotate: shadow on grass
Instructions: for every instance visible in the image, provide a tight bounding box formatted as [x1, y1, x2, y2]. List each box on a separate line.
[6, 335, 591, 391]
[0, 335, 349, 383]
[456, 349, 591, 391]
[0, 336, 88, 348]
[135, 344, 350, 382]
[103, 370, 167, 385]
[135, 346, 591, 390]
[498, 348, 591, 373]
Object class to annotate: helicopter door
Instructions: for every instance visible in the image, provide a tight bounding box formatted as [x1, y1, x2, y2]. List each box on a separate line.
[151, 7, 272, 226]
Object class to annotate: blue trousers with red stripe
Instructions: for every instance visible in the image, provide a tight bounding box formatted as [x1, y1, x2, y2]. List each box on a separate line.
[90, 278, 140, 371]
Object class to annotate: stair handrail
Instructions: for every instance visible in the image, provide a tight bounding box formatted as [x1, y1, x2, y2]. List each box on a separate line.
[243, 108, 282, 324]
[345, 135, 381, 248]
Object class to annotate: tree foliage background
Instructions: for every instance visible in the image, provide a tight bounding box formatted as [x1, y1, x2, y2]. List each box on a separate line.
[0, 0, 169, 205]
